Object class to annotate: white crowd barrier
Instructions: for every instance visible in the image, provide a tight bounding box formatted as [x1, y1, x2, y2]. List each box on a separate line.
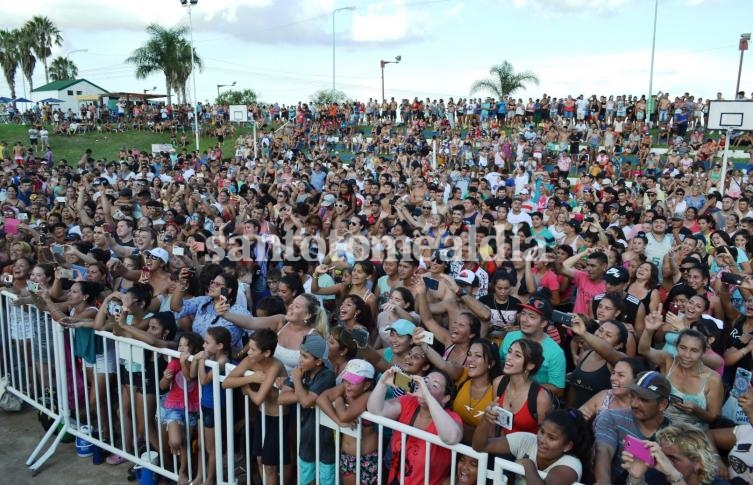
[0, 290, 582, 485]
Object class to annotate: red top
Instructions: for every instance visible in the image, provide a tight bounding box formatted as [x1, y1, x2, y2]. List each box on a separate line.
[389, 395, 463, 485]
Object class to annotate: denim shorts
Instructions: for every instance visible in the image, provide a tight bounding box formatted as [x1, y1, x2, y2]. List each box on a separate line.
[158, 398, 198, 427]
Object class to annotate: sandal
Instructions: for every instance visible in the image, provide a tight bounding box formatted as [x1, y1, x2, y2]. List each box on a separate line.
[106, 454, 128, 465]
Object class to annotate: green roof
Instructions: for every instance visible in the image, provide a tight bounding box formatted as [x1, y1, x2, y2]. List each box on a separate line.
[32, 79, 108, 93]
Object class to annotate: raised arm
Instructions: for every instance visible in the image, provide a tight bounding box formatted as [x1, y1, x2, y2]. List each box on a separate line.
[571, 315, 627, 365]
[638, 310, 672, 369]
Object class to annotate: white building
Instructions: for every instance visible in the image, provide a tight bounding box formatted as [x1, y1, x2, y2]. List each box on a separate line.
[31, 79, 108, 115]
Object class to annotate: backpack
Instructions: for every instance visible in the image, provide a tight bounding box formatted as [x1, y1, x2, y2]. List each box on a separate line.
[495, 375, 550, 421]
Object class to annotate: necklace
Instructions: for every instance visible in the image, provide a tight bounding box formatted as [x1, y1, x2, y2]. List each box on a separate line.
[492, 297, 513, 326]
[464, 383, 491, 418]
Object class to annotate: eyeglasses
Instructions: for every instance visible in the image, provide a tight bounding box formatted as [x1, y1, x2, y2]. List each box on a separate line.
[422, 206, 432, 210]
[145, 253, 161, 261]
[349, 221, 360, 226]
[335, 204, 347, 208]
[209, 280, 224, 287]
[680, 266, 695, 272]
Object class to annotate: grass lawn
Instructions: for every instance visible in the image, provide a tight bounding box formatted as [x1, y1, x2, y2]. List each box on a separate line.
[0, 123, 255, 164]
[0, 122, 749, 168]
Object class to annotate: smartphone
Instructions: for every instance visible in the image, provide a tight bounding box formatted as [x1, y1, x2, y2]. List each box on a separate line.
[110, 302, 123, 316]
[421, 331, 435, 345]
[552, 310, 573, 327]
[59, 269, 74, 279]
[668, 394, 684, 405]
[125, 315, 135, 326]
[624, 435, 655, 467]
[492, 405, 514, 429]
[102, 223, 116, 235]
[172, 246, 185, 256]
[163, 235, 173, 243]
[423, 276, 439, 291]
[721, 272, 745, 286]
[26, 281, 40, 293]
[18, 212, 28, 221]
[55, 196, 67, 204]
[220, 288, 229, 300]
[1, 274, 13, 285]
[392, 371, 413, 394]
[668, 302, 680, 314]
[194, 242, 206, 252]
[731, 367, 753, 399]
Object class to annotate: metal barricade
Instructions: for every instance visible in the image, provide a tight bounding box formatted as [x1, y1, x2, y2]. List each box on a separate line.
[1, 291, 585, 485]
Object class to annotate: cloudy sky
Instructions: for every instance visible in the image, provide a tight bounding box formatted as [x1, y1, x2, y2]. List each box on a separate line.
[1, 0, 751, 105]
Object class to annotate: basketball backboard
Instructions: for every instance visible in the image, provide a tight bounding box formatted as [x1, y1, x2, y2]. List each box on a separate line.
[706, 100, 753, 131]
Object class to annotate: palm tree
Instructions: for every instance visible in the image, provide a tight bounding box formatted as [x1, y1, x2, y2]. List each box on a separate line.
[25, 16, 63, 84]
[17, 26, 37, 93]
[172, 38, 202, 104]
[126, 24, 202, 106]
[49, 56, 78, 81]
[470, 61, 539, 100]
[0, 29, 20, 100]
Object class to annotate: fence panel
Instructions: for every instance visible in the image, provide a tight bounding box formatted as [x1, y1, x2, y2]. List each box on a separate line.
[1, 293, 584, 485]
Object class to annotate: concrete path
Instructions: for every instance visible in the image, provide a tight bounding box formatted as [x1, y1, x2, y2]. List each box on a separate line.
[0, 408, 129, 484]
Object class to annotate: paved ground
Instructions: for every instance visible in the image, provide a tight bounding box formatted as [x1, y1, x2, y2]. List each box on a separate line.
[0, 408, 130, 484]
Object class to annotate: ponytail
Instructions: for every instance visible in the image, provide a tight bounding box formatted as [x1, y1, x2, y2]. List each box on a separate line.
[302, 293, 329, 339]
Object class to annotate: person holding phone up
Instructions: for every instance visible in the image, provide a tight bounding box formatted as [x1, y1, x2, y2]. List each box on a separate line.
[621, 423, 722, 485]
[366, 367, 463, 485]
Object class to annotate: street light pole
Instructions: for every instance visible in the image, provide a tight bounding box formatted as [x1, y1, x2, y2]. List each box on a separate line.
[181, 0, 201, 152]
[380, 56, 401, 103]
[736, 33, 751, 98]
[646, 0, 658, 126]
[216, 81, 236, 100]
[332, 6, 355, 98]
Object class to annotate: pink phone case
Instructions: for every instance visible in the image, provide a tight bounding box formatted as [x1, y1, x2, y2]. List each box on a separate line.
[624, 435, 655, 467]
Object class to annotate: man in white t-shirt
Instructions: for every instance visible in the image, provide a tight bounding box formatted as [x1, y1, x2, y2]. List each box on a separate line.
[508, 197, 533, 226]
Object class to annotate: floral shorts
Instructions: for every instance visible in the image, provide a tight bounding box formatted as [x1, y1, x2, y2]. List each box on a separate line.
[341, 451, 379, 485]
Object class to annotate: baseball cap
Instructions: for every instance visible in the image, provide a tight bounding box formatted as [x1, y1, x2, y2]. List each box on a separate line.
[146, 248, 169, 264]
[341, 359, 375, 384]
[627, 371, 671, 400]
[385, 319, 416, 336]
[455, 269, 478, 287]
[300, 334, 328, 360]
[604, 266, 630, 285]
[518, 293, 553, 321]
[320, 194, 336, 207]
[602, 178, 613, 186]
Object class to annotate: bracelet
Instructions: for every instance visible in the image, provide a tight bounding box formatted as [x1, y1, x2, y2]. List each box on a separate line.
[668, 474, 684, 484]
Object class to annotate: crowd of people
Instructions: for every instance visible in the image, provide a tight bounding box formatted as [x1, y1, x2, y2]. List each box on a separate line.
[1, 90, 753, 485]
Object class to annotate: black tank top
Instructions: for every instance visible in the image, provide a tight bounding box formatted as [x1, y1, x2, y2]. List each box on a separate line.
[570, 351, 612, 408]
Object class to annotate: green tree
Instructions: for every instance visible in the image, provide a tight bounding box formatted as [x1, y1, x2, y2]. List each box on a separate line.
[126, 24, 203, 106]
[172, 38, 203, 105]
[49, 56, 78, 81]
[0, 29, 20, 100]
[17, 25, 37, 93]
[470, 61, 539, 100]
[25, 16, 63, 84]
[310, 89, 350, 106]
[216, 89, 258, 105]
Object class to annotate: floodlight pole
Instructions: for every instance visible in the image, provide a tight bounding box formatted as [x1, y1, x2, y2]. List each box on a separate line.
[332, 6, 355, 99]
[646, 0, 658, 126]
[181, 0, 201, 152]
[736, 34, 751, 98]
